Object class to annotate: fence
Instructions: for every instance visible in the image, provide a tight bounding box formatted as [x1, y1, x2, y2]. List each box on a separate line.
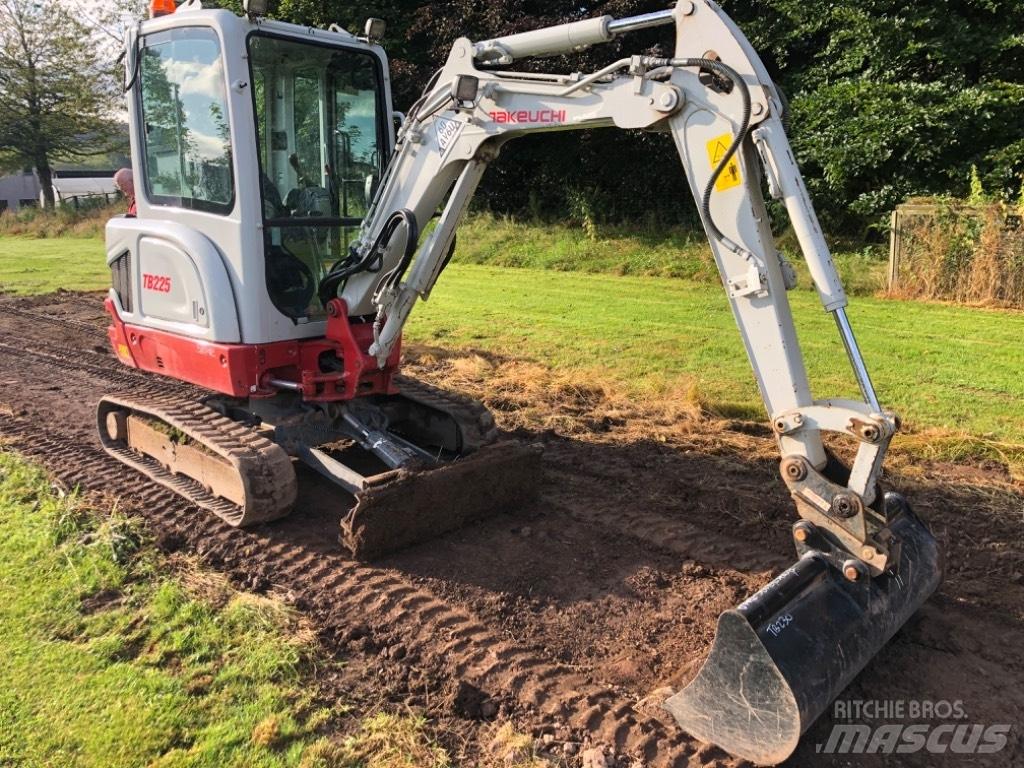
[58, 192, 122, 210]
[887, 201, 1024, 307]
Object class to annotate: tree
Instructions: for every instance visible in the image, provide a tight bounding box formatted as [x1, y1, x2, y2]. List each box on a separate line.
[0, 0, 123, 208]
[726, 0, 1024, 229]
[77, 0, 149, 55]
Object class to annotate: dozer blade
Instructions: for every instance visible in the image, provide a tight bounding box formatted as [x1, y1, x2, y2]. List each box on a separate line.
[664, 509, 941, 766]
[340, 440, 543, 559]
[97, 393, 297, 527]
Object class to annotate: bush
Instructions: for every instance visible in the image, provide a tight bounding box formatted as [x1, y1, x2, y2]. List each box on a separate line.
[0, 199, 124, 239]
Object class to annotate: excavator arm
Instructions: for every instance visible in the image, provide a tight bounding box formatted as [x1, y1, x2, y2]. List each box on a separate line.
[320, 3, 941, 762]
[334, 1, 896, 575]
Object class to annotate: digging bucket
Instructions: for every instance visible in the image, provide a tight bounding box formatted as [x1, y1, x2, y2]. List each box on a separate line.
[664, 504, 941, 765]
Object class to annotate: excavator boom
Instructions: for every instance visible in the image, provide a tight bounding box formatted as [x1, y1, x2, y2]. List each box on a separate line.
[325, 5, 942, 758]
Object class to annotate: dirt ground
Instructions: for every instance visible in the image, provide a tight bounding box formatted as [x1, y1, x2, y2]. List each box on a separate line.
[0, 291, 1021, 767]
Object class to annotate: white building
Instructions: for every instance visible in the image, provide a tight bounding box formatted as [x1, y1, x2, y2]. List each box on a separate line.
[50, 170, 119, 207]
[0, 171, 40, 213]
[0, 169, 121, 212]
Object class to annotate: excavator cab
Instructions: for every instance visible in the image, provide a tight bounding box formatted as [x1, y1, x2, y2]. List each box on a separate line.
[112, 6, 396, 346]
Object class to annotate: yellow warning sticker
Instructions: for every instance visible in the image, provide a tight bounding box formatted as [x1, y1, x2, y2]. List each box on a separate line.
[706, 133, 742, 191]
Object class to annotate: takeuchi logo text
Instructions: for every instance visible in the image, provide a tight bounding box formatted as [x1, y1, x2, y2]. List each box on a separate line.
[489, 109, 567, 124]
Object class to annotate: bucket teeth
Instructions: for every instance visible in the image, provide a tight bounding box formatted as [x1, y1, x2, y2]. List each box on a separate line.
[664, 509, 942, 765]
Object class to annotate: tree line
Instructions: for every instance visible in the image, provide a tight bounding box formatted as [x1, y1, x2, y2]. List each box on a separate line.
[2, 0, 1020, 232]
[276, 0, 1024, 233]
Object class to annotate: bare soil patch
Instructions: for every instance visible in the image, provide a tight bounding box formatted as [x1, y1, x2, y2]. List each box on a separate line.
[0, 291, 1021, 767]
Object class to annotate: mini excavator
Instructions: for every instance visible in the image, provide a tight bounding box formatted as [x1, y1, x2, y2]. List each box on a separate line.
[99, 1, 941, 762]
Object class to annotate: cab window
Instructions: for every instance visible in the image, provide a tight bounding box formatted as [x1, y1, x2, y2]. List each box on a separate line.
[138, 27, 234, 213]
[248, 33, 385, 319]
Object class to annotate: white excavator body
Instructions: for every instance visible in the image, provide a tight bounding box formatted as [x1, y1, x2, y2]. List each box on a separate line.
[98, 2, 942, 763]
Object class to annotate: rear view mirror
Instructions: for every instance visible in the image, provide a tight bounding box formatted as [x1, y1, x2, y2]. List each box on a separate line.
[363, 18, 386, 42]
[365, 173, 379, 208]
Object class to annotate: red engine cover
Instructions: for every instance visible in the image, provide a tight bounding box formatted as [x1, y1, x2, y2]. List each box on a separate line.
[105, 297, 401, 401]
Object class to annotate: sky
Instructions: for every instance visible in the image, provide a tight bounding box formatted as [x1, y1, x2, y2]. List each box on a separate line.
[57, 0, 150, 117]
[70, 0, 148, 61]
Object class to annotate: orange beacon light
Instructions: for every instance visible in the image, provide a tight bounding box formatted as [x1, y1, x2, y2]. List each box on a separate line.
[150, 0, 175, 18]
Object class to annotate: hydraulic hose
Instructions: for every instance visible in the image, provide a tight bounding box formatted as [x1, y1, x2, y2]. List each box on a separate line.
[403, 67, 444, 127]
[665, 57, 753, 259]
[376, 209, 423, 294]
[317, 208, 419, 307]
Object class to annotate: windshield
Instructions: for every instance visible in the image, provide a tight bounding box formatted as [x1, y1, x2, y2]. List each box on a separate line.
[248, 34, 385, 320]
[139, 27, 234, 213]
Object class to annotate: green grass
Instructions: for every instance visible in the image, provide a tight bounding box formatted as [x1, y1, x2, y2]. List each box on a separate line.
[0, 214, 885, 296]
[455, 212, 719, 279]
[455, 212, 888, 296]
[405, 265, 1024, 447]
[0, 452, 454, 768]
[1, 231, 1021, 446]
[0, 236, 109, 294]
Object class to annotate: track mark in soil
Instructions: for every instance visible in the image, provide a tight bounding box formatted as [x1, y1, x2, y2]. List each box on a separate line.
[2, 291, 1024, 767]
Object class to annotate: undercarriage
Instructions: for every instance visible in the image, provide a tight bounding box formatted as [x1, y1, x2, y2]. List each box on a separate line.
[98, 377, 542, 558]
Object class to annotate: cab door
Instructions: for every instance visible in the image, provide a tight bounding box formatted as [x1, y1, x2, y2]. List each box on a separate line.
[111, 23, 241, 343]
